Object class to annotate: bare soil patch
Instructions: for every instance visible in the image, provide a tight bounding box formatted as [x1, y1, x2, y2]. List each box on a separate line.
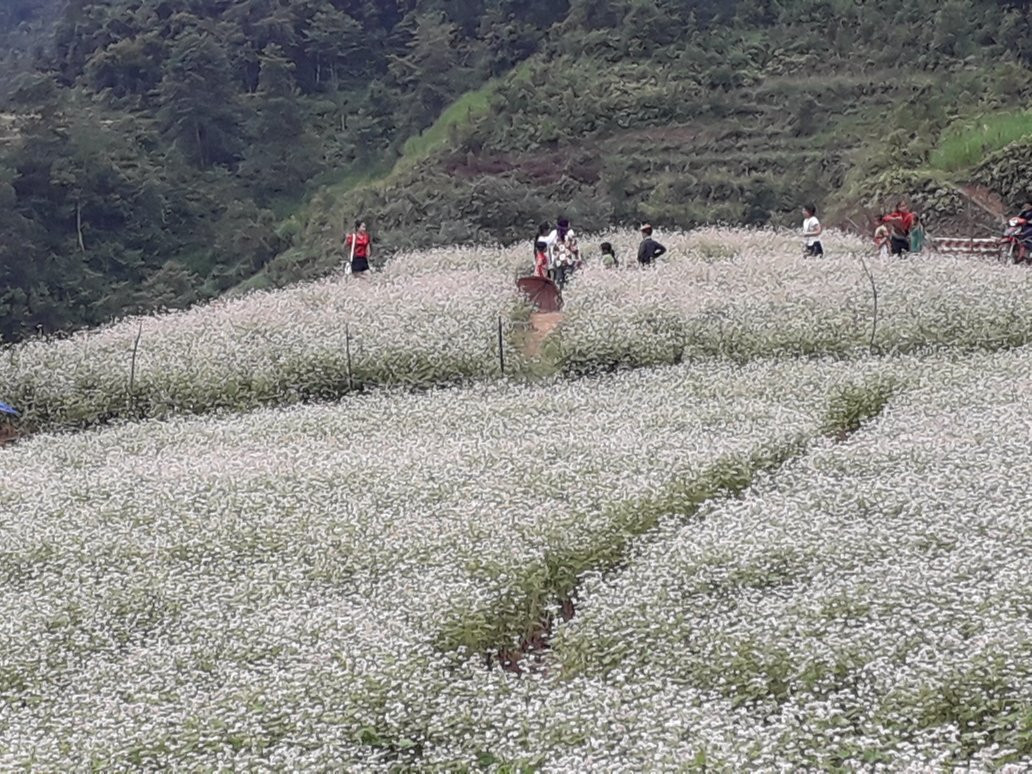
[524, 312, 562, 358]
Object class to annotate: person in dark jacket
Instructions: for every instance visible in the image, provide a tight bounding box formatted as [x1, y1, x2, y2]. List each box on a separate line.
[637, 224, 667, 266]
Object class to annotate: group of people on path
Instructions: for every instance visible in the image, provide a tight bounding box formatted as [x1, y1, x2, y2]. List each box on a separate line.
[532, 218, 667, 285]
[342, 216, 668, 282]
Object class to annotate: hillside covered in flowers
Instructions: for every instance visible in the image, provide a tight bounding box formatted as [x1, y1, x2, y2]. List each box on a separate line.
[1, 231, 1031, 769]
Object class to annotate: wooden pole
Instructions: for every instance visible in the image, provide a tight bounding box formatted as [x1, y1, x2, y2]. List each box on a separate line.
[128, 321, 143, 410]
[345, 322, 354, 390]
[75, 199, 86, 254]
[858, 255, 880, 355]
[497, 316, 505, 375]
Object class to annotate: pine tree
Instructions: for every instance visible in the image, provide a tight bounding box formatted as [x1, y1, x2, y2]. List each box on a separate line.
[157, 28, 242, 167]
[239, 44, 319, 200]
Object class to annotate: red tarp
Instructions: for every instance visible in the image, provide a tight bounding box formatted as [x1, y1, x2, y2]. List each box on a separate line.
[516, 276, 563, 313]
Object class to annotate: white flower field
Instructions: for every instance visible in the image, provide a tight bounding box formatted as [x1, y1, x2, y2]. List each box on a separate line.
[2, 228, 1031, 430]
[1, 230, 1031, 769]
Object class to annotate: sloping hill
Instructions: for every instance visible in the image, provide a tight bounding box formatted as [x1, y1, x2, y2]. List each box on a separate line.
[3, 0, 1032, 333]
[277, 2, 1032, 281]
[4, 233, 1032, 767]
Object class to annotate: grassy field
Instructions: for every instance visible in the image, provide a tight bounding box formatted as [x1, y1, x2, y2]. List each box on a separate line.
[929, 110, 1032, 173]
[1, 231, 1031, 769]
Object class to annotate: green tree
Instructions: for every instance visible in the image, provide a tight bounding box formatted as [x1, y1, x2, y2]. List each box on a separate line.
[0, 168, 46, 341]
[302, 4, 364, 88]
[157, 29, 242, 167]
[239, 44, 320, 199]
[388, 12, 468, 130]
[211, 200, 284, 288]
[85, 33, 166, 103]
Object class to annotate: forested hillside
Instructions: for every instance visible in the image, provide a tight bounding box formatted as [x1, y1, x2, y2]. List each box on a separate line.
[0, 0, 58, 96]
[2, 0, 1032, 341]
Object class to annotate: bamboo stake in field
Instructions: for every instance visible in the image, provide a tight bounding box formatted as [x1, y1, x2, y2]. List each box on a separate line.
[497, 316, 505, 375]
[857, 254, 880, 355]
[345, 322, 354, 390]
[128, 320, 143, 412]
[346, 221, 355, 276]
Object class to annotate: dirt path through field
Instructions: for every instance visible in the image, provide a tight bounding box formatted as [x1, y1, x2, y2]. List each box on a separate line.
[525, 312, 562, 358]
[0, 425, 19, 447]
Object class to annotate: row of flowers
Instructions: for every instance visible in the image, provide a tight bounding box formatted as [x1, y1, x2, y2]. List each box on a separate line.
[3, 228, 1028, 432]
[0, 356, 874, 769]
[5, 346, 1031, 768]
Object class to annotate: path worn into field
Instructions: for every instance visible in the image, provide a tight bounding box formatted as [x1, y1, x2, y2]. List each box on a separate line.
[0, 425, 19, 447]
[525, 312, 563, 358]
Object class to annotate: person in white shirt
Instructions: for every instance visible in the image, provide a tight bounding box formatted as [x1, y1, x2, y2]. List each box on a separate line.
[802, 204, 823, 257]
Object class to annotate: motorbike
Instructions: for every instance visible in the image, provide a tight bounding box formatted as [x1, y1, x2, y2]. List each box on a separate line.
[1001, 216, 1032, 264]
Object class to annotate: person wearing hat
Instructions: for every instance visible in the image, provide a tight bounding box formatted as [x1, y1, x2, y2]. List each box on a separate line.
[637, 224, 667, 266]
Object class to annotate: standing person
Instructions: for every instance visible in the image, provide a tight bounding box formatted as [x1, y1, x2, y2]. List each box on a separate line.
[802, 204, 823, 257]
[882, 200, 916, 256]
[599, 241, 618, 268]
[533, 239, 549, 278]
[535, 221, 557, 282]
[874, 221, 890, 259]
[637, 224, 667, 266]
[908, 214, 926, 254]
[1017, 199, 1032, 253]
[550, 217, 580, 288]
[534, 222, 552, 257]
[344, 220, 372, 276]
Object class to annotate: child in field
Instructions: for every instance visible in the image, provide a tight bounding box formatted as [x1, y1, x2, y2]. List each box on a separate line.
[533, 240, 549, 278]
[802, 205, 823, 257]
[600, 241, 618, 268]
[874, 222, 890, 258]
[909, 215, 926, 254]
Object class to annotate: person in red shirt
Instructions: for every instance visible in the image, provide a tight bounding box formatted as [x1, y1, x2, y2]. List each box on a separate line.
[533, 239, 549, 278]
[344, 220, 372, 275]
[882, 201, 917, 256]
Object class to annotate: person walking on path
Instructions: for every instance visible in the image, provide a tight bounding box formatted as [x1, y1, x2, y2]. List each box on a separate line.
[344, 220, 372, 276]
[535, 221, 558, 282]
[637, 224, 667, 266]
[548, 217, 580, 288]
[802, 204, 823, 257]
[533, 239, 549, 278]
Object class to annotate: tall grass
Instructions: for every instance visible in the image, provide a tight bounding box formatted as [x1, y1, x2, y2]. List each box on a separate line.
[929, 110, 1032, 173]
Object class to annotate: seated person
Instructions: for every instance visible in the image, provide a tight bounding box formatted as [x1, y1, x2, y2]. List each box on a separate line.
[1017, 200, 1032, 249]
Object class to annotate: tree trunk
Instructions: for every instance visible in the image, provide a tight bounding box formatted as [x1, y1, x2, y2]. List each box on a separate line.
[195, 122, 205, 166]
[75, 199, 85, 254]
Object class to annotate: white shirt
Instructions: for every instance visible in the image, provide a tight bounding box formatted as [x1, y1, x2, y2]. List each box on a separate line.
[803, 216, 821, 246]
